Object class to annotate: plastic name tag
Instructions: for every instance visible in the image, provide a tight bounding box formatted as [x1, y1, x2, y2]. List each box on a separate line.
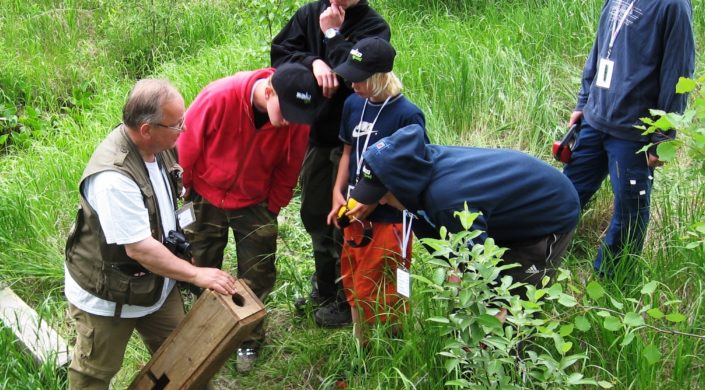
[176, 201, 196, 228]
[397, 265, 411, 298]
[595, 57, 614, 89]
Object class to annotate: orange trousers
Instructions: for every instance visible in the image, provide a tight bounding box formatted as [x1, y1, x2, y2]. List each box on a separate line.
[341, 221, 412, 325]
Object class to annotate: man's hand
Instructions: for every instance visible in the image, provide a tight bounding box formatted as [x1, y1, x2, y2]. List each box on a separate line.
[125, 237, 237, 296]
[312, 59, 339, 98]
[190, 267, 237, 296]
[346, 202, 377, 222]
[327, 190, 348, 228]
[647, 153, 664, 168]
[568, 111, 583, 127]
[320, 4, 345, 32]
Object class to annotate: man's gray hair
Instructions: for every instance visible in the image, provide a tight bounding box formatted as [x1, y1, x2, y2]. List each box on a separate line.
[122, 79, 181, 129]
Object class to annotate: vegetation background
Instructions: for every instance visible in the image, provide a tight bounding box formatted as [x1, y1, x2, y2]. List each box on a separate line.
[1, 0, 704, 388]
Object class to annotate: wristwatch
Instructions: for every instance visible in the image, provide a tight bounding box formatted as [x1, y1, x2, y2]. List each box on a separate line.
[324, 28, 340, 40]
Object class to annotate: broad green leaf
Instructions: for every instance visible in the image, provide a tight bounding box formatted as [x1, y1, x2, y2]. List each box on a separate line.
[665, 312, 686, 323]
[676, 77, 697, 94]
[641, 280, 658, 295]
[560, 324, 574, 337]
[477, 314, 502, 330]
[623, 312, 645, 327]
[651, 115, 674, 131]
[561, 341, 573, 354]
[621, 332, 635, 347]
[574, 316, 591, 332]
[648, 108, 668, 117]
[603, 316, 621, 331]
[596, 310, 611, 317]
[610, 297, 624, 310]
[642, 344, 661, 365]
[598, 380, 614, 388]
[559, 354, 584, 370]
[656, 141, 677, 162]
[444, 358, 460, 373]
[586, 280, 605, 300]
[558, 293, 578, 307]
[647, 308, 664, 319]
[566, 373, 584, 384]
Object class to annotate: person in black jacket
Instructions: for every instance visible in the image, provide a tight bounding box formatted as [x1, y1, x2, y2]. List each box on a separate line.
[271, 0, 390, 327]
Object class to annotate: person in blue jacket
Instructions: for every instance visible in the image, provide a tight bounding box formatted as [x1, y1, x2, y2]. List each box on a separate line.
[565, 0, 694, 276]
[348, 124, 581, 297]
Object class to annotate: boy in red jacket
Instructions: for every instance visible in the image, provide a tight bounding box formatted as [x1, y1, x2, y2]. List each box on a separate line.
[177, 63, 322, 372]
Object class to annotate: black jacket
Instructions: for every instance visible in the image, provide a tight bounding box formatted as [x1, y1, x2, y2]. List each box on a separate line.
[271, 0, 390, 147]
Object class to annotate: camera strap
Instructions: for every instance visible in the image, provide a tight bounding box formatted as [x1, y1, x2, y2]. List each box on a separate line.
[346, 219, 373, 248]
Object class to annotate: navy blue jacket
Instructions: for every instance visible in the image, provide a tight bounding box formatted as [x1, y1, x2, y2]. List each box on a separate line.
[578, 0, 694, 143]
[340, 93, 426, 222]
[362, 125, 580, 242]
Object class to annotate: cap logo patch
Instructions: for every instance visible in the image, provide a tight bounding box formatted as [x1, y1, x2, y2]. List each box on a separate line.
[350, 48, 363, 62]
[362, 165, 372, 180]
[375, 141, 386, 149]
[296, 91, 312, 104]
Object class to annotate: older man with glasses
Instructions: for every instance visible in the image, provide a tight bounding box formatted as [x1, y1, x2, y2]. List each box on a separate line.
[64, 79, 236, 390]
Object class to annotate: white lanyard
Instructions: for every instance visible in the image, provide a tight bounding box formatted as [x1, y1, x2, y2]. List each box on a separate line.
[354, 96, 392, 180]
[400, 210, 414, 260]
[606, 1, 634, 59]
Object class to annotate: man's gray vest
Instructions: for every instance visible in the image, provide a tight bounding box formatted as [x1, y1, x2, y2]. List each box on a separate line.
[65, 125, 183, 312]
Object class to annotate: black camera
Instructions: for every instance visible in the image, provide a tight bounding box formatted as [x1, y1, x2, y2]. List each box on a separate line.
[164, 230, 192, 260]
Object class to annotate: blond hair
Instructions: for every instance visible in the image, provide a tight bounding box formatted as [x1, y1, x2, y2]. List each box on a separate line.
[364, 71, 403, 100]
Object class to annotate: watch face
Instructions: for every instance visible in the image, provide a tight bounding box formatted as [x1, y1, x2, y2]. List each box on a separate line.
[325, 28, 338, 39]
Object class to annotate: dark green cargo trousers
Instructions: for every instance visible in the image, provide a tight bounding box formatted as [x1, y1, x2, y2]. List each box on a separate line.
[185, 192, 277, 346]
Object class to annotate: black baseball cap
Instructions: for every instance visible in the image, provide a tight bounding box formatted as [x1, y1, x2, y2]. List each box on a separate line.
[271, 63, 323, 125]
[333, 37, 396, 83]
[350, 164, 388, 205]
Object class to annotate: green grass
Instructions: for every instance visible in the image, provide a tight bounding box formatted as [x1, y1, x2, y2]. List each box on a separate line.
[1, 0, 705, 388]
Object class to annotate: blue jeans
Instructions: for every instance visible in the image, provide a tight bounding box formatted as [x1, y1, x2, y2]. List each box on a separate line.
[563, 123, 654, 274]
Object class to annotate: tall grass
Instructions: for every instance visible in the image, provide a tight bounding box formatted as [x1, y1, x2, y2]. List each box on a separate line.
[1, 0, 705, 388]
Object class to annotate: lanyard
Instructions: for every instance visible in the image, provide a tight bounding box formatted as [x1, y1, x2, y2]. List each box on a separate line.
[354, 96, 392, 180]
[154, 156, 176, 239]
[399, 210, 415, 260]
[606, 1, 634, 59]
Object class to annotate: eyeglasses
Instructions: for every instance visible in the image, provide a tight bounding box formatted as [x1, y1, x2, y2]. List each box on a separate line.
[152, 120, 185, 133]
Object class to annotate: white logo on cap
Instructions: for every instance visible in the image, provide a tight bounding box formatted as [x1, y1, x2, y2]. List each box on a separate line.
[350, 48, 363, 61]
[296, 91, 312, 104]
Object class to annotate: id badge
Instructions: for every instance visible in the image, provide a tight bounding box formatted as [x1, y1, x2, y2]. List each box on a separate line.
[595, 57, 614, 89]
[176, 201, 196, 229]
[396, 265, 411, 298]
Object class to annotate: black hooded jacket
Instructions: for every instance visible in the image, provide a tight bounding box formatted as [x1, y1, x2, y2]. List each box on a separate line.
[271, 0, 390, 147]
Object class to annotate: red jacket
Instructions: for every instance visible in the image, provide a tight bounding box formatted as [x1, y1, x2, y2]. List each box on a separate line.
[178, 68, 310, 214]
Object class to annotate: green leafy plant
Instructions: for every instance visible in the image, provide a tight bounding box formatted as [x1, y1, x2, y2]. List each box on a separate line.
[639, 76, 705, 248]
[416, 205, 704, 388]
[0, 104, 48, 151]
[416, 204, 601, 388]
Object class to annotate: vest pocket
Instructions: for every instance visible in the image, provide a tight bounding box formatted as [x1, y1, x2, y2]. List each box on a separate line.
[103, 265, 163, 307]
